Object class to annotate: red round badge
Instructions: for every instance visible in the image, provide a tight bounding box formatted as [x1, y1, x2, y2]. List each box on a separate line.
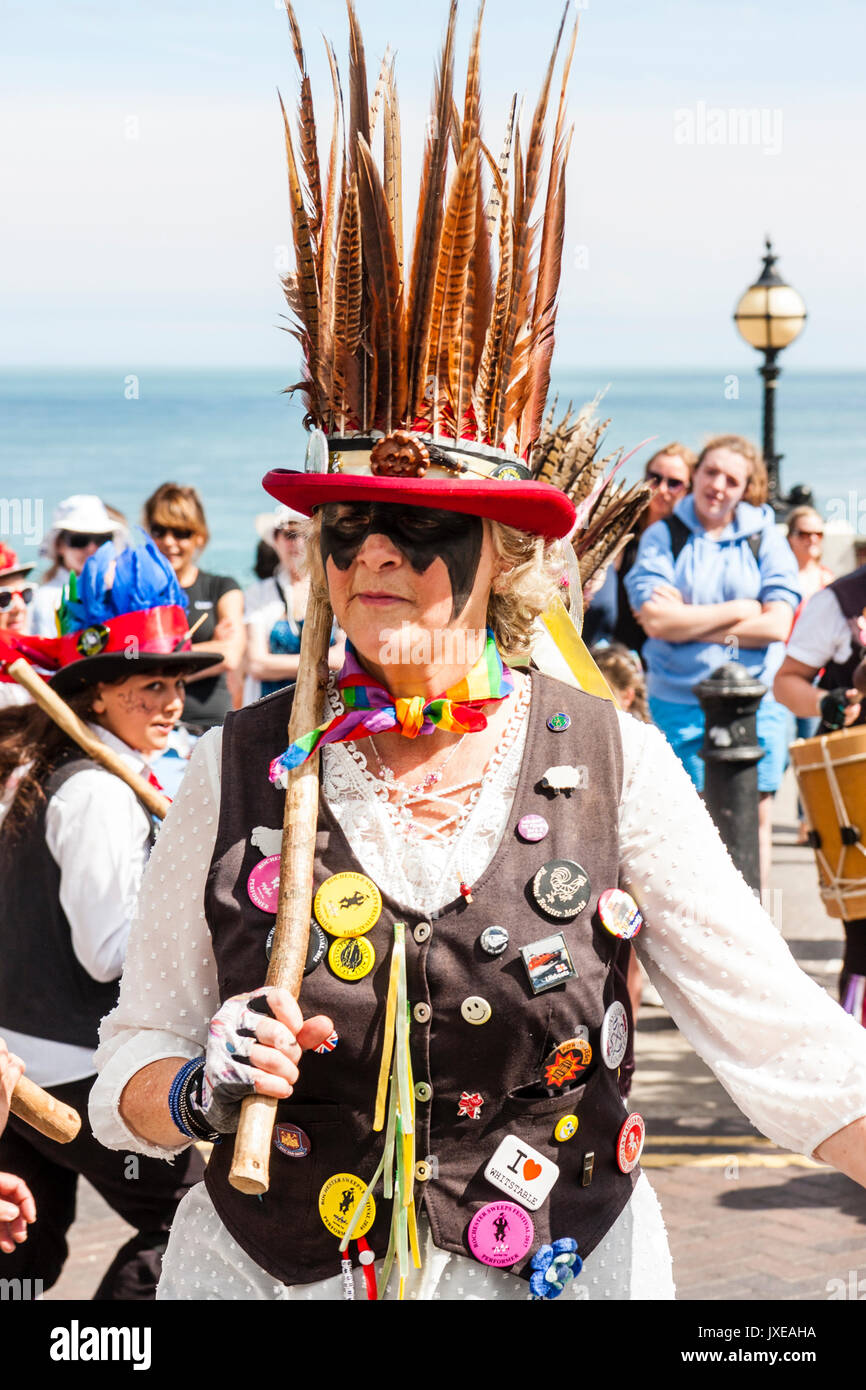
[247, 855, 281, 914]
[616, 1113, 645, 1173]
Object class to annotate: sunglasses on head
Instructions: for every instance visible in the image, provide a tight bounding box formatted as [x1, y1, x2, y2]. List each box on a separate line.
[63, 532, 112, 549]
[0, 587, 33, 609]
[646, 472, 686, 492]
[150, 524, 195, 541]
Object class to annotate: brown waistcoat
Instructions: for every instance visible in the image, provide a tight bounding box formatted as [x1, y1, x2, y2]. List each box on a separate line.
[203, 672, 637, 1286]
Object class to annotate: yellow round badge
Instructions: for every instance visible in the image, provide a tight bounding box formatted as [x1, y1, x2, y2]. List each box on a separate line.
[554, 1114, 579, 1143]
[318, 1172, 376, 1239]
[314, 872, 382, 937]
[328, 934, 376, 982]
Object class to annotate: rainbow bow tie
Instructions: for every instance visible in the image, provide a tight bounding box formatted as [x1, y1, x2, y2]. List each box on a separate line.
[268, 630, 514, 786]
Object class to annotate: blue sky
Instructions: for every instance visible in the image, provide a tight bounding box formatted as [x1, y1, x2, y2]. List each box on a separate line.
[2, 0, 864, 368]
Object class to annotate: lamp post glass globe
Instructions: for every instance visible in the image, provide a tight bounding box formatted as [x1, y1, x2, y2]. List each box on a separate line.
[733, 239, 807, 508]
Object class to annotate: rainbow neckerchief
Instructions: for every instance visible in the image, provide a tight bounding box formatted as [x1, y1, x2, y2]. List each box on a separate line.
[268, 629, 514, 785]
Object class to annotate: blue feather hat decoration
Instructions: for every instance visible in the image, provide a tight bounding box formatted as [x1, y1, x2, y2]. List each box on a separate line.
[57, 529, 188, 636]
[50, 529, 217, 697]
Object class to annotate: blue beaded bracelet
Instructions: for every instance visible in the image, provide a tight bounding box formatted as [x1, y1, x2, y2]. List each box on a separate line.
[168, 1057, 218, 1142]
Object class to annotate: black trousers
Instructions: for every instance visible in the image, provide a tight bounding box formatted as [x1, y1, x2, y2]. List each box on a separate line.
[0, 1073, 204, 1299]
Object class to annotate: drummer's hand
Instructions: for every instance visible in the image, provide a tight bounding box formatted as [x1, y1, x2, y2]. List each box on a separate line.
[841, 691, 862, 727]
[0, 1038, 24, 1137]
[201, 989, 334, 1133]
[820, 687, 862, 730]
[0, 1172, 36, 1253]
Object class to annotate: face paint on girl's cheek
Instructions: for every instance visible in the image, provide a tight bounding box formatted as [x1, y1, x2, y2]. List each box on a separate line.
[320, 504, 484, 621]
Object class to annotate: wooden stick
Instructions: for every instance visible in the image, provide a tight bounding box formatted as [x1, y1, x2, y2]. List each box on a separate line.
[7, 658, 170, 820]
[10, 1075, 81, 1144]
[228, 590, 334, 1195]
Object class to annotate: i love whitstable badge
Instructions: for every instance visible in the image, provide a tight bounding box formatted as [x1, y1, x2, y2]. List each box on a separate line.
[484, 1135, 560, 1211]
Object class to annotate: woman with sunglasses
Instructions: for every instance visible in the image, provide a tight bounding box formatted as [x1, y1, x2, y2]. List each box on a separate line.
[0, 544, 37, 710]
[625, 435, 800, 892]
[787, 507, 834, 611]
[30, 496, 123, 637]
[614, 445, 695, 655]
[87, 6, 866, 1305]
[243, 507, 345, 705]
[144, 484, 244, 734]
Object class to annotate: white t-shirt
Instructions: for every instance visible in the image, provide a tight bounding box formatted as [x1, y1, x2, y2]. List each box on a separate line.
[787, 586, 857, 670]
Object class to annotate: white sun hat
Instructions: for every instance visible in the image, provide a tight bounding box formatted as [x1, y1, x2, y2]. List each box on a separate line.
[40, 495, 125, 559]
[254, 506, 310, 545]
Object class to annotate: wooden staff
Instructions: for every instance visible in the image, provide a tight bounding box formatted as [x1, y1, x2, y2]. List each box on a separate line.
[10, 1076, 80, 1144]
[7, 658, 170, 820]
[229, 590, 334, 1195]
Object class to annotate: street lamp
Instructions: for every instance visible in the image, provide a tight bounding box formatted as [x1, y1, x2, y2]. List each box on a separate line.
[733, 238, 807, 511]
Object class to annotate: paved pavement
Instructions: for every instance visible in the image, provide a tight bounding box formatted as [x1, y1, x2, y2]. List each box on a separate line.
[41, 769, 866, 1302]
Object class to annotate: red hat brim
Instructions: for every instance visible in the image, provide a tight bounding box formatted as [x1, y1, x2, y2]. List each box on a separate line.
[262, 470, 576, 541]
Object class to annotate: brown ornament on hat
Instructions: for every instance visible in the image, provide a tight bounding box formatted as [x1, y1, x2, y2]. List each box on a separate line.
[370, 432, 430, 478]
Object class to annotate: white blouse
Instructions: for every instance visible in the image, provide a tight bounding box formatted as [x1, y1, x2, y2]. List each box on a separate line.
[90, 677, 866, 1299]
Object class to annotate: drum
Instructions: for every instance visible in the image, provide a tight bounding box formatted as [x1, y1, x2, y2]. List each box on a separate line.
[790, 726, 866, 920]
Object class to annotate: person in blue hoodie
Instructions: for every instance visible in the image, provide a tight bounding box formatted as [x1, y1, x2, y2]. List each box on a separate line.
[625, 435, 800, 890]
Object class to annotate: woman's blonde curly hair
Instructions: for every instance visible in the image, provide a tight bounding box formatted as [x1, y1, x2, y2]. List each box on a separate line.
[305, 511, 567, 662]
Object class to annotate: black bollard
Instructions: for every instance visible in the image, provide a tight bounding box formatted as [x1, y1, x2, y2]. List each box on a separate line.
[693, 662, 766, 892]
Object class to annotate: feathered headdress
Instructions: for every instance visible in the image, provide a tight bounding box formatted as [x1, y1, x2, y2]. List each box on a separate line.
[264, 0, 651, 678]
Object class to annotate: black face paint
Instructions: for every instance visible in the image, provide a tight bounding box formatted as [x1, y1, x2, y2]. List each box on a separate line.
[320, 503, 484, 622]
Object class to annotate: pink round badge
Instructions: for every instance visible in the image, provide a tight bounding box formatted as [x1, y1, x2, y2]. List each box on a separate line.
[468, 1201, 534, 1267]
[247, 855, 282, 914]
[517, 814, 549, 843]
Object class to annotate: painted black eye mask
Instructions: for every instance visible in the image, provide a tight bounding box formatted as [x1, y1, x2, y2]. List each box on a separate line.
[319, 503, 484, 622]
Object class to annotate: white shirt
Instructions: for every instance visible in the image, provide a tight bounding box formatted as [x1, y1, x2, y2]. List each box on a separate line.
[0, 683, 33, 711]
[2, 724, 155, 1087]
[787, 585, 858, 669]
[90, 680, 866, 1298]
[29, 571, 68, 637]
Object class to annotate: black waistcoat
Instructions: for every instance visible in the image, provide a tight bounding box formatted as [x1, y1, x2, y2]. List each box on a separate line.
[203, 673, 638, 1286]
[819, 566, 866, 729]
[0, 758, 124, 1048]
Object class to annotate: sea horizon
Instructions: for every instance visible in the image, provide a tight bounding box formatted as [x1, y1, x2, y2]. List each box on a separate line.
[2, 365, 863, 585]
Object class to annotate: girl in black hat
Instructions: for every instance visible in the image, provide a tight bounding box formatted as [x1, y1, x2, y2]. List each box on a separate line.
[0, 535, 213, 1298]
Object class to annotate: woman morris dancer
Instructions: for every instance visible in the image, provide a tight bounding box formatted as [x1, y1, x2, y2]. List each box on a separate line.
[90, 3, 866, 1301]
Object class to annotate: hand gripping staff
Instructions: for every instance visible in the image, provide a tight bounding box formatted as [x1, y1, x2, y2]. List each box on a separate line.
[228, 590, 334, 1195]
